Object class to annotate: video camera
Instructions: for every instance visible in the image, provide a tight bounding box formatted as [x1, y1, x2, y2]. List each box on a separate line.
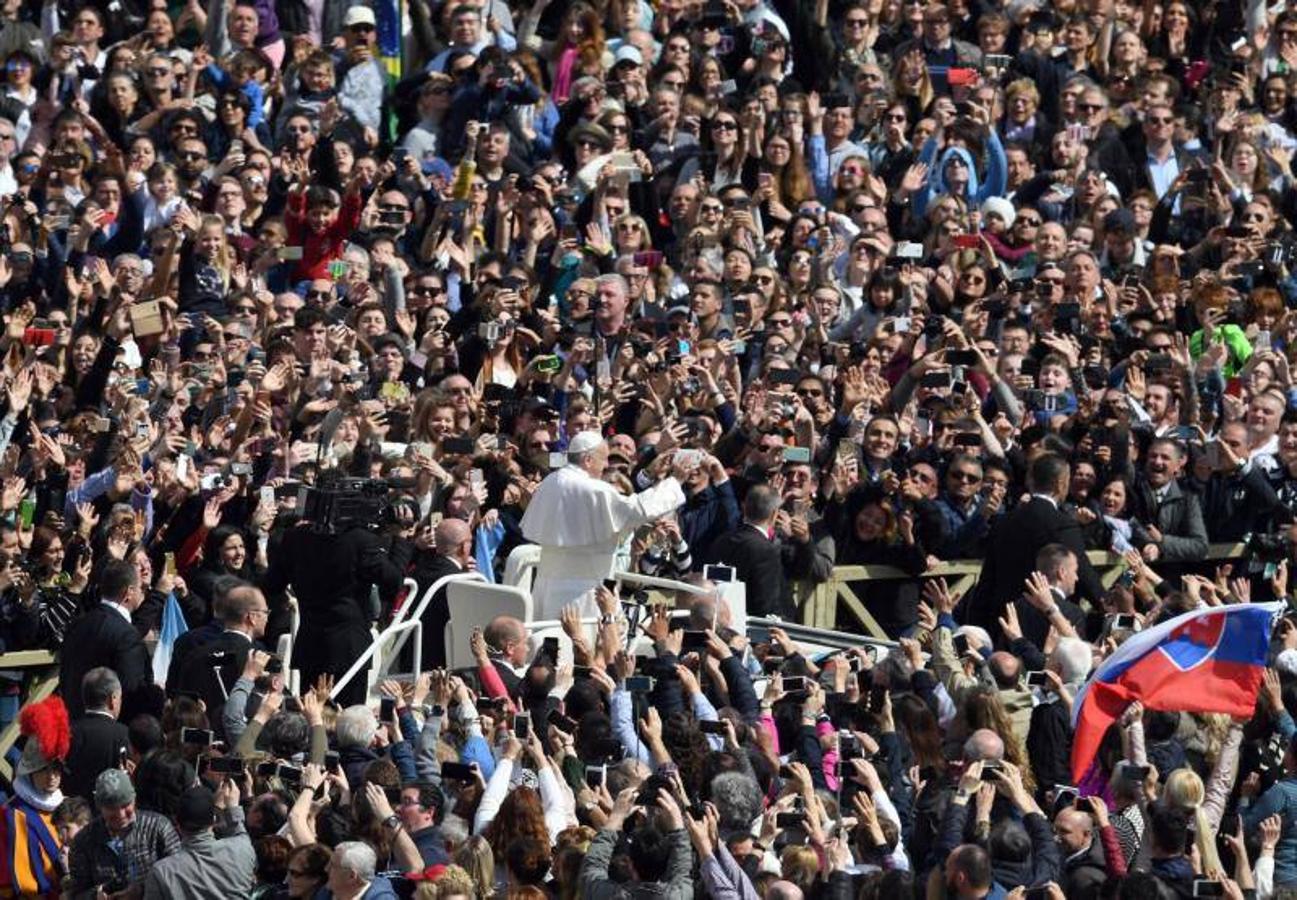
[1245, 531, 1291, 564]
[293, 475, 417, 533]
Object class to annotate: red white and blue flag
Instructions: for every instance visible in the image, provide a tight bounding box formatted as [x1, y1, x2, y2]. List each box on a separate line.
[1070, 602, 1281, 782]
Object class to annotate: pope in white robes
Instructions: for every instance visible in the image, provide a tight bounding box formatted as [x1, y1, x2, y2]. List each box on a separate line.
[520, 431, 693, 619]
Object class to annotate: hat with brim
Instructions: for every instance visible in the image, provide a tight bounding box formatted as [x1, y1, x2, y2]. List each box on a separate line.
[568, 122, 612, 151]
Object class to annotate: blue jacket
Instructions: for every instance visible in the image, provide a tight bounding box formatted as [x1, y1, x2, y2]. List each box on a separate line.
[914, 131, 1008, 218]
[1243, 775, 1297, 885]
[679, 482, 741, 564]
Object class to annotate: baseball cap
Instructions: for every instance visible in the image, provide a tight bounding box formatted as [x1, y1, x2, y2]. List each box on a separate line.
[613, 45, 643, 67]
[343, 5, 377, 27]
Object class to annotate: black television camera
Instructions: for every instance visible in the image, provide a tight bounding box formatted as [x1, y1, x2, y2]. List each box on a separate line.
[294, 476, 417, 533]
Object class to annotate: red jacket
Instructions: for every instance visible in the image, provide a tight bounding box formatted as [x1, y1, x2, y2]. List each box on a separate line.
[285, 188, 364, 283]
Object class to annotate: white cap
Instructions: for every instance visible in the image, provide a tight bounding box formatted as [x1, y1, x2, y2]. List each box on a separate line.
[568, 431, 605, 455]
[613, 45, 643, 67]
[343, 5, 377, 27]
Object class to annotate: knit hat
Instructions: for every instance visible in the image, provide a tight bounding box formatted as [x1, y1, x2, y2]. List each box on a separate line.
[16, 695, 70, 778]
[982, 197, 1016, 229]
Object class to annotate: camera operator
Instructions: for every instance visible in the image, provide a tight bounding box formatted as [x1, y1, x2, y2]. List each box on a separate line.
[263, 486, 415, 707]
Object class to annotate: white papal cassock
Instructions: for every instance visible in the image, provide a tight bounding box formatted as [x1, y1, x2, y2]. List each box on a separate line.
[520, 464, 685, 620]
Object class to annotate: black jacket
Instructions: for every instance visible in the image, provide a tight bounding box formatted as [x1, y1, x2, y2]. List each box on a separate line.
[963, 497, 1102, 641]
[1061, 837, 1110, 900]
[64, 711, 130, 801]
[408, 552, 465, 670]
[59, 604, 152, 720]
[1027, 699, 1073, 805]
[264, 525, 413, 707]
[704, 523, 806, 618]
[173, 630, 261, 735]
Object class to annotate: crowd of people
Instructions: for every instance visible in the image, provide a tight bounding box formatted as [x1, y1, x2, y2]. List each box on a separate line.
[4, 0, 1297, 896]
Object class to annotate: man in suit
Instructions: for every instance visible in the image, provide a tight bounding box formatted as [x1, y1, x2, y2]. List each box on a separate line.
[173, 585, 270, 733]
[705, 484, 808, 618]
[60, 559, 152, 720]
[963, 454, 1102, 640]
[65, 667, 131, 801]
[1129, 437, 1209, 565]
[165, 575, 243, 695]
[1013, 545, 1090, 649]
[411, 518, 475, 669]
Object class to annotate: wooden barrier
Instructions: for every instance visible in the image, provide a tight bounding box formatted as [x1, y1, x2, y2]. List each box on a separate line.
[0, 650, 59, 782]
[793, 543, 1250, 639]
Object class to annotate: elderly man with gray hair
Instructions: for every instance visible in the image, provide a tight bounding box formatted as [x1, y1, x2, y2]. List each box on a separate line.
[521, 430, 698, 619]
[325, 841, 400, 900]
[1026, 636, 1094, 803]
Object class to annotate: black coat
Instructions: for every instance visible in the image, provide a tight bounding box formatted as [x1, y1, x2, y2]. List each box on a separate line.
[409, 552, 465, 670]
[963, 497, 1102, 641]
[264, 525, 413, 707]
[64, 712, 130, 801]
[704, 523, 801, 618]
[59, 604, 152, 720]
[172, 630, 261, 735]
[165, 622, 223, 697]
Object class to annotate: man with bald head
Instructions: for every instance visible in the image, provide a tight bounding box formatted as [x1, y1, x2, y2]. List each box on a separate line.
[1055, 803, 1109, 899]
[411, 518, 475, 668]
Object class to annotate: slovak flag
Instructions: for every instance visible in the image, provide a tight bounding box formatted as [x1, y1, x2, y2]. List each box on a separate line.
[1070, 602, 1282, 782]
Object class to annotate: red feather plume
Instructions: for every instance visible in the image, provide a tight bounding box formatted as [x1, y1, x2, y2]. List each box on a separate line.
[19, 695, 70, 764]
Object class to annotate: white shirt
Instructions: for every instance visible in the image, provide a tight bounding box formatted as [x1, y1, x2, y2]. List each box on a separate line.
[103, 600, 131, 623]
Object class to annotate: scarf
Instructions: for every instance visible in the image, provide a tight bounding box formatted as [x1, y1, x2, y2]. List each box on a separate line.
[552, 45, 579, 104]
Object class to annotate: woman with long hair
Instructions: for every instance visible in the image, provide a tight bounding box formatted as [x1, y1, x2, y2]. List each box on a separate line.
[479, 787, 550, 893]
[455, 835, 497, 899]
[519, 0, 605, 105]
[959, 687, 1036, 795]
[891, 44, 934, 123]
[181, 524, 260, 622]
[832, 489, 927, 638]
[759, 131, 815, 213]
[892, 693, 946, 775]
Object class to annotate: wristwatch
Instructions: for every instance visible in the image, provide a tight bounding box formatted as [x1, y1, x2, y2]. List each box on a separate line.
[382, 814, 401, 831]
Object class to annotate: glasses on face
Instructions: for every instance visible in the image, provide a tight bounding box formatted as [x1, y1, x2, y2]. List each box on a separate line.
[306, 289, 331, 300]
[846, 17, 868, 26]
[712, 120, 738, 132]
[350, 23, 375, 32]
[232, 305, 256, 314]
[1017, 216, 1041, 226]
[949, 470, 982, 483]
[796, 386, 824, 398]
[755, 275, 775, 285]
[768, 317, 792, 327]
[172, 124, 198, 134]
[574, 139, 600, 149]
[700, 203, 723, 214]
[608, 123, 629, 134]
[1147, 116, 1173, 125]
[411, 284, 444, 295]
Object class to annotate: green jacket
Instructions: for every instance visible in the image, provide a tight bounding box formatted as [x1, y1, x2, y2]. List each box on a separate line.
[1189, 324, 1253, 377]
